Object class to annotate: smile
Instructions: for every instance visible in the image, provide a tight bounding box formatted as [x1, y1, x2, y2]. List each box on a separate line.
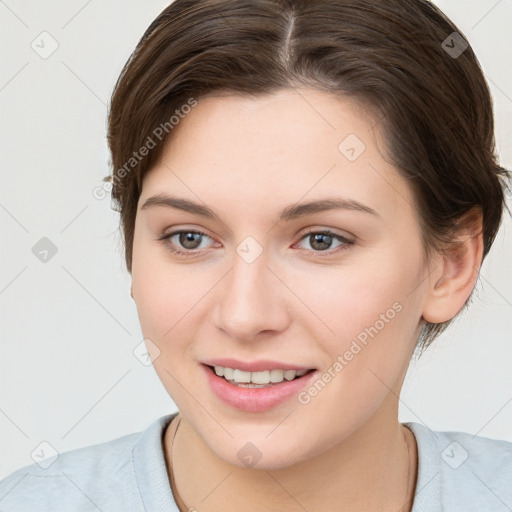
[212, 365, 311, 387]
[202, 363, 318, 412]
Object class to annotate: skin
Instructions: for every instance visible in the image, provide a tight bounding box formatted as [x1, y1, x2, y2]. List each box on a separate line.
[130, 88, 483, 511]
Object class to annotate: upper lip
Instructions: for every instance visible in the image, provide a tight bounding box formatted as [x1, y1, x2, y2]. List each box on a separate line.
[202, 358, 315, 372]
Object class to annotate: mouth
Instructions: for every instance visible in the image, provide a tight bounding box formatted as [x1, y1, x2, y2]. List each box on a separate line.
[201, 362, 318, 412]
[205, 364, 315, 388]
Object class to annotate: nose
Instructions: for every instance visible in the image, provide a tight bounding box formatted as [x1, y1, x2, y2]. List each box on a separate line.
[212, 248, 290, 343]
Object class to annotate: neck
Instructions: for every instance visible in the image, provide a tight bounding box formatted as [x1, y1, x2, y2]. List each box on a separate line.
[165, 404, 417, 512]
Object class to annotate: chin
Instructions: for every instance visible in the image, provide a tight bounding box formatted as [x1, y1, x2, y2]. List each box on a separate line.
[203, 427, 324, 471]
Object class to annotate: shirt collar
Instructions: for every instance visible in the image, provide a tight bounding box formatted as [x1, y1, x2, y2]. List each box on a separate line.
[131, 415, 442, 512]
[132, 412, 180, 512]
[405, 421, 442, 512]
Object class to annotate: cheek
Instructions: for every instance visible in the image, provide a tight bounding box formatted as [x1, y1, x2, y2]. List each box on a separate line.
[131, 242, 213, 408]
[131, 233, 210, 338]
[289, 248, 424, 404]
[291, 251, 424, 430]
[290, 248, 424, 350]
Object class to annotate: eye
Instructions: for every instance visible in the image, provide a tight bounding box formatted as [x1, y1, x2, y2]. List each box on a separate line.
[158, 229, 215, 256]
[295, 229, 354, 255]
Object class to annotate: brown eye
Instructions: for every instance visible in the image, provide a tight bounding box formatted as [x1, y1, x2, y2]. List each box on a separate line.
[159, 230, 214, 255]
[297, 230, 354, 254]
[309, 233, 334, 251]
[177, 231, 204, 250]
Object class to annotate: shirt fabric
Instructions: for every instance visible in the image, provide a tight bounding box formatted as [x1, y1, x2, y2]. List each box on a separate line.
[0, 412, 510, 511]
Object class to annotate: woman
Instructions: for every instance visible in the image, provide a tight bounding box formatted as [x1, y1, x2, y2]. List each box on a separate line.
[1, 0, 510, 511]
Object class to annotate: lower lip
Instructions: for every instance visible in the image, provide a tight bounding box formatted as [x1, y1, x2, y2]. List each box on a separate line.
[202, 364, 317, 413]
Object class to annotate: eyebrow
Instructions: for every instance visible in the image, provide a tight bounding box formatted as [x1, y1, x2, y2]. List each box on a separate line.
[140, 194, 379, 221]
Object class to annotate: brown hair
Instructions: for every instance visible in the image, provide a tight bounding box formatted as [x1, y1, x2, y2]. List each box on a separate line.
[106, 0, 509, 348]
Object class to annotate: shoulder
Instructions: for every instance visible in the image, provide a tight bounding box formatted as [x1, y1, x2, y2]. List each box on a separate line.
[406, 422, 512, 512]
[0, 414, 176, 512]
[0, 431, 142, 512]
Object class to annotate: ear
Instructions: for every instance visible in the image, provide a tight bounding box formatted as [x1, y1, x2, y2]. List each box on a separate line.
[422, 208, 484, 324]
[130, 284, 134, 299]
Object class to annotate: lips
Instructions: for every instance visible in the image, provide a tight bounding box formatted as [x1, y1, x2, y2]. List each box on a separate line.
[201, 361, 318, 412]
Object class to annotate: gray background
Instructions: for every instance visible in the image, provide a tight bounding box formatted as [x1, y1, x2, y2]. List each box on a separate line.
[1, 0, 511, 478]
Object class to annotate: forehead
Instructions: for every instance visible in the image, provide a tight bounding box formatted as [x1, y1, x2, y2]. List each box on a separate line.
[140, 89, 416, 222]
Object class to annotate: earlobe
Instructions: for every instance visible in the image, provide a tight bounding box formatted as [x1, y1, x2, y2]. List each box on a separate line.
[422, 209, 484, 324]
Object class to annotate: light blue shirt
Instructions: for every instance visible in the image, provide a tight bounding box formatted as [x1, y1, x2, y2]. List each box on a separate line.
[1, 412, 510, 511]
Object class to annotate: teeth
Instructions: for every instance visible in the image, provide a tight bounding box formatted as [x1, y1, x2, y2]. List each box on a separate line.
[284, 370, 296, 381]
[270, 369, 284, 383]
[251, 370, 270, 384]
[223, 367, 234, 380]
[233, 369, 251, 383]
[213, 365, 310, 385]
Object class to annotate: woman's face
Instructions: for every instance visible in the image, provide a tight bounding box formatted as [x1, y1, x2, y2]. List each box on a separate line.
[131, 88, 433, 469]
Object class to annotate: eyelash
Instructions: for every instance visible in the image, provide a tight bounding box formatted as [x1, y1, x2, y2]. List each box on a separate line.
[158, 229, 354, 258]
